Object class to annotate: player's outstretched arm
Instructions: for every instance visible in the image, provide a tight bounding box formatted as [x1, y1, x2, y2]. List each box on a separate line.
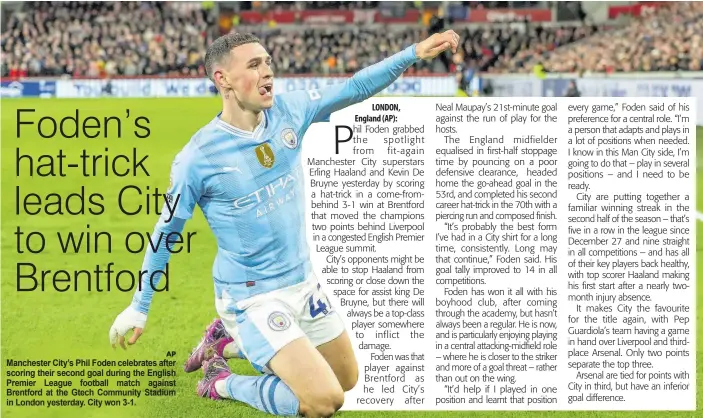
[299, 30, 460, 124]
[109, 152, 203, 350]
[108, 216, 187, 349]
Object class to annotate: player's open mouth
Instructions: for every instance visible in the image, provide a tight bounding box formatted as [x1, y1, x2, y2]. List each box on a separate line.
[259, 83, 273, 97]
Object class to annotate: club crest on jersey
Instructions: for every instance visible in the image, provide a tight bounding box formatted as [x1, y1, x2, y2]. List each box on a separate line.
[255, 143, 275, 168]
[268, 312, 290, 331]
[280, 128, 298, 149]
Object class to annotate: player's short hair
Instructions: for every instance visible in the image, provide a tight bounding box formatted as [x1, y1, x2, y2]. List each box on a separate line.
[205, 32, 261, 83]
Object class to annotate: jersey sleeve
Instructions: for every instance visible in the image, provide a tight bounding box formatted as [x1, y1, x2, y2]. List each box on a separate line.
[130, 216, 186, 314]
[130, 151, 204, 314]
[284, 44, 418, 128]
[166, 152, 203, 220]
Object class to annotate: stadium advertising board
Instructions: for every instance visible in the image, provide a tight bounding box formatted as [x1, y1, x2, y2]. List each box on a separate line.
[231, 7, 550, 25]
[6, 76, 703, 125]
[482, 77, 542, 97]
[542, 79, 698, 98]
[53, 78, 214, 98]
[0, 80, 56, 98]
[467, 8, 552, 23]
[46, 76, 456, 98]
[608, 2, 666, 19]
[234, 9, 419, 24]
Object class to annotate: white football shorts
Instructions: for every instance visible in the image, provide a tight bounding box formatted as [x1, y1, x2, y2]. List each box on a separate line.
[215, 273, 346, 373]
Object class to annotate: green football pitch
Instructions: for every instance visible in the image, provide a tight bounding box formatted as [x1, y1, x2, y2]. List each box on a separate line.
[0, 98, 701, 417]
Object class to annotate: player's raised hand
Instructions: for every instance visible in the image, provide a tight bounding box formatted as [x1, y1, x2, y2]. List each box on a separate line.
[416, 30, 461, 60]
[109, 306, 147, 350]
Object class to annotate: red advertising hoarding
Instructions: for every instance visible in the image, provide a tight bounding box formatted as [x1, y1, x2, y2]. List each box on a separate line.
[226, 7, 551, 27]
[608, 2, 665, 19]
[467, 8, 552, 23]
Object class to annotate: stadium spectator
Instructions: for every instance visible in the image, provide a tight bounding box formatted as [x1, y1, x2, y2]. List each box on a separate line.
[1, 11, 593, 79]
[507, 2, 703, 73]
[3, 1, 697, 78]
[254, 28, 442, 75]
[1, 1, 218, 78]
[487, 24, 600, 73]
[252, 24, 596, 76]
[564, 80, 580, 97]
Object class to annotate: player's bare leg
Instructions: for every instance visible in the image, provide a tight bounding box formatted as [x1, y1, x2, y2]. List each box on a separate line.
[198, 336, 340, 417]
[316, 331, 358, 392]
[269, 337, 345, 418]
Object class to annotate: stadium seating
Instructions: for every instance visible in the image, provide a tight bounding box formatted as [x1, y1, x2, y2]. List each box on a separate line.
[254, 23, 599, 76]
[1, 1, 698, 78]
[500, 2, 703, 73]
[2, 1, 218, 78]
[0, 1, 585, 78]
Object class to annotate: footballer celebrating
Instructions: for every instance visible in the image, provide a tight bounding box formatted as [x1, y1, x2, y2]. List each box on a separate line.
[109, 30, 459, 417]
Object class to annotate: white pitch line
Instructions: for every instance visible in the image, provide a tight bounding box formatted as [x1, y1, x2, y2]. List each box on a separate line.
[698, 212, 703, 222]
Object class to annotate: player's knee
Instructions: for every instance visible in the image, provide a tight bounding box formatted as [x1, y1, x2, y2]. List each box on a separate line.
[330, 388, 344, 412]
[306, 387, 344, 417]
[340, 367, 358, 392]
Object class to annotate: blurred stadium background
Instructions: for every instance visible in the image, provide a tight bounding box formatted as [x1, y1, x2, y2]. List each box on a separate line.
[1, 1, 702, 112]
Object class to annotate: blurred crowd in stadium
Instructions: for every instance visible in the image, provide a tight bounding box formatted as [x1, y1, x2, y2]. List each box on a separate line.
[507, 1, 703, 73]
[1, 1, 701, 79]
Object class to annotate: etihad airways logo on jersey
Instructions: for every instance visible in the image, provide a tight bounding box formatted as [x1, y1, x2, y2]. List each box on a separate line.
[233, 169, 300, 217]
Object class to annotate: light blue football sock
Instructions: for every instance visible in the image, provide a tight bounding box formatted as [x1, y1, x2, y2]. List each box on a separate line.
[218, 374, 300, 416]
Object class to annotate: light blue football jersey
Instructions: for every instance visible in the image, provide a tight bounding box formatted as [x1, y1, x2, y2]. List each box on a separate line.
[132, 44, 418, 314]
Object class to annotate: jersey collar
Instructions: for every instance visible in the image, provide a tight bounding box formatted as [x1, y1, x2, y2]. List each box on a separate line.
[215, 111, 267, 140]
